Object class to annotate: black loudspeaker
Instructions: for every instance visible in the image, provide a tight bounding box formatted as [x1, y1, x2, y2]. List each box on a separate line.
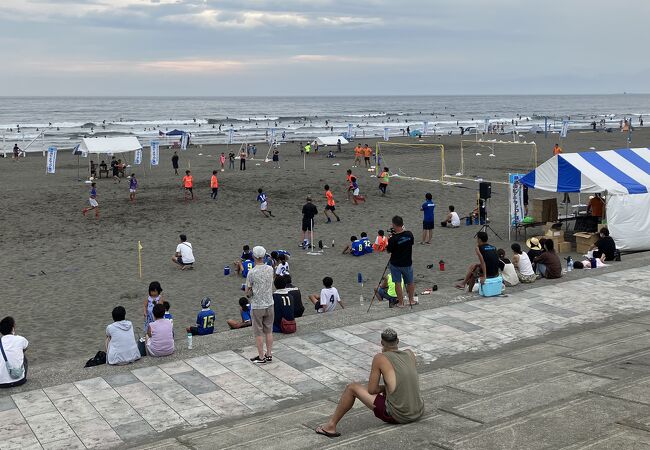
[479, 182, 492, 200]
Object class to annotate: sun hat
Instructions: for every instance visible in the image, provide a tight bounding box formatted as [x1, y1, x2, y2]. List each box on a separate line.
[252, 245, 266, 259]
[526, 237, 541, 250]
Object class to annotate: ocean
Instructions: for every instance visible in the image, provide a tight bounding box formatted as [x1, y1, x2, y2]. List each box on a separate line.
[1, 95, 648, 151]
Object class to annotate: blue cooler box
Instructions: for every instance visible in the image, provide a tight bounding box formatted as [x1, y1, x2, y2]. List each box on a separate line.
[479, 275, 503, 297]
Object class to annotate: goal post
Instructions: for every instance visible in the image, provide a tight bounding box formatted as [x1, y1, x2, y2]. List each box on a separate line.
[374, 142, 455, 184]
[442, 139, 538, 185]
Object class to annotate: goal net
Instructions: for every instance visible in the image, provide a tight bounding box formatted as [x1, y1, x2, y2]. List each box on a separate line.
[374, 142, 456, 185]
[443, 139, 538, 185]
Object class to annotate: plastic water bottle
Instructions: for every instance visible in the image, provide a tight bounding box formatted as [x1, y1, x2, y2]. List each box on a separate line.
[187, 333, 193, 350]
[567, 256, 573, 272]
[332, 239, 335, 248]
[359, 294, 365, 305]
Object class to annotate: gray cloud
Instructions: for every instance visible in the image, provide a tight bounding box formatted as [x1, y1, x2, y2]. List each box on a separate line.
[0, 0, 649, 95]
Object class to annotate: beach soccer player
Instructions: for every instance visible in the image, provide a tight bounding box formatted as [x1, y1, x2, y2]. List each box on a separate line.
[553, 143, 563, 156]
[82, 182, 99, 218]
[345, 169, 355, 200]
[420, 193, 435, 244]
[363, 144, 372, 168]
[128, 173, 138, 203]
[301, 196, 318, 249]
[351, 177, 366, 204]
[378, 167, 390, 196]
[257, 188, 275, 218]
[182, 170, 194, 200]
[171, 152, 179, 175]
[353, 143, 363, 167]
[324, 185, 340, 223]
[210, 170, 219, 200]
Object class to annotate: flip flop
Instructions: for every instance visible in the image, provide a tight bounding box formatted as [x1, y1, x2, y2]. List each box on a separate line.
[315, 426, 341, 438]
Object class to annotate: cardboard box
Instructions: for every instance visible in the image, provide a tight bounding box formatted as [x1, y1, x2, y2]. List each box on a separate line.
[531, 198, 558, 222]
[575, 232, 598, 254]
[544, 228, 564, 239]
[557, 241, 572, 253]
[535, 235, 563, 249]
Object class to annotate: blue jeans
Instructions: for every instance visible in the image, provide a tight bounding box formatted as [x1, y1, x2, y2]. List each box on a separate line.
[389, 264, 413, 285]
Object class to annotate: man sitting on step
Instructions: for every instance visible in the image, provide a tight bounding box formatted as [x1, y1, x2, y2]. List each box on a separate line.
[315, 328, 424, 438]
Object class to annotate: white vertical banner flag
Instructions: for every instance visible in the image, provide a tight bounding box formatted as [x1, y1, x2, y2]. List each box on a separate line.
[560, 120, 569, 138]
[180, 133, 189, 150]
[134, 149, 142, 165]
[150, 141, 159, 166]
[423, 121, 428, 135]
[46, 146, 57, 174]
[270, 128, 276, 143]
[228, 128, 234, 144]
[509, 174, 525, 226]
[347, 123, 352, 137]
[484, 118, 490, 132]
[383, 127, 390, 141]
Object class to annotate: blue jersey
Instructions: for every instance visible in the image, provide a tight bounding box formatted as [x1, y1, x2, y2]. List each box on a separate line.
[352, 240, 365, 256]
[264, 254, 273, 266]
[241, 251, 253, 261]
[241, 308, 251, 323]
[361, 237, 373, 254]
[274, 249, 291, 257]
[129, 178, 138, 190]
[257, 193, 267, 204]
[196, 309, 216, 335]
[90, 187, 97, 198]
[163, 312, 173, 321]
[422, 200, 435, 222]
[242, 259, 255, 278]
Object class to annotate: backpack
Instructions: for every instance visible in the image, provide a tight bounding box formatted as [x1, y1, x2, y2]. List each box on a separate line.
[280, 318, 297, 334]
[84, 351, 107, 368]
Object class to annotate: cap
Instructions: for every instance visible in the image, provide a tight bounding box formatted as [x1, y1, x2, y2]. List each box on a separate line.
[526, 237, 541, 250]
[252, 246, 266, 259]
[201, 297, 211, 308]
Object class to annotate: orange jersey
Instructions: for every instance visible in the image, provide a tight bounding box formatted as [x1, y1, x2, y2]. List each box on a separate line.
[354, 146, 363, 156]
[553, 146, 563, 156]
[363, 147, 372, 157]
[326, 190, 335, 206]
[373, 235, 388, 252]
[210, 175, 218, 188]
[346, 173, 354, 186]
[182, 175, 193, 188]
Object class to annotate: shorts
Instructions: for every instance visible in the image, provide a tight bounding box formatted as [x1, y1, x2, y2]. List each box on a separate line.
[252, 306, 274, 336]
[260, 201, 268, 211]
[364, 157, 370, 162]
[422, 221, 434, 230]
[377, 287, 397, 302]
[176, 256, 192, 265]
[390, 264, 413, 285]
[89, 198, 98, 207]
[314, 302, 323, 312]
[325, 205, 336, 211]
[185, 187, 193, 192]
[373, 394, 398, 424]
[129, 189, 136, 193]
[353, 188, 360, 196]
[302, 218, 313, 232]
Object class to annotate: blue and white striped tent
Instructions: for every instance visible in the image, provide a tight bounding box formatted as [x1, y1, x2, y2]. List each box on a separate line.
[520, 148, 650, 251]
[520, 148, 650, 195]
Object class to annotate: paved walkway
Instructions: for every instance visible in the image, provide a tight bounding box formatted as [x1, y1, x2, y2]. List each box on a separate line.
[2, 266, 650, 449]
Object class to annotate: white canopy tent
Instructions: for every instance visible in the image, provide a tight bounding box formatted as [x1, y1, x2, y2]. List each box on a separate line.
[312, 136, 348, 146]
[79, 137, 142, 154]
[520, 147, 650, 251]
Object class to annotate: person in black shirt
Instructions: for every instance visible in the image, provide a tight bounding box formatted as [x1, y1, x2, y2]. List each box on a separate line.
[455, 231, 500, 292]
[171, 152, 179, 175]
[386, 216, 416, 307]
[591, 227, 616, 261]
[301, 196, 318, 249]
[272, 277, 295, 333]
[283, 275, 304, 318]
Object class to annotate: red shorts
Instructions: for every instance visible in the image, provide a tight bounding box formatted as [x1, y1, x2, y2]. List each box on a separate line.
[373, 394, 398, 424]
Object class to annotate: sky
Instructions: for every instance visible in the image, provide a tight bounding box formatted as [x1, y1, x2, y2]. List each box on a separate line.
[0, 0, 649, 96]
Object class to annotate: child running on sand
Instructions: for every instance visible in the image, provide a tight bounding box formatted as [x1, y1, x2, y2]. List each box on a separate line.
[345, 169, 355, 201]
[324, 184, 341, 223]
[257, 188, 275, 217]
[182, 170, 194, 200]
[129, 173, 138, 203]
[351, 177, 366, 204]
[82, 182, 99, 218]
[210, 170, 219, 200]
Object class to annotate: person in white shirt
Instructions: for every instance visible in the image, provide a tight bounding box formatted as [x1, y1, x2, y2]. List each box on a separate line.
[274, 254, 290, 277]
[511, 243, 536, 283]
[308, 277, 345, 313]
[0, 317, 29, 388]
[172, 234, 195, 269]
[441, 205, 461, 228]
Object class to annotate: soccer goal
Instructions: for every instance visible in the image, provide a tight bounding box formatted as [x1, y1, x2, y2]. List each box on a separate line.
[442, 139, 538, 185]
[374, 142, 459, 185]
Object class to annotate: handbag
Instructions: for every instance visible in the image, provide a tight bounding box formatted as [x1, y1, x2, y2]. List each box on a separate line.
[0, 338, 25, 380]
[280, 318, 297, 334]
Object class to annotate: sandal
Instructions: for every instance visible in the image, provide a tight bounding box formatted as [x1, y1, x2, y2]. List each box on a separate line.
[315, 426, 341, 438]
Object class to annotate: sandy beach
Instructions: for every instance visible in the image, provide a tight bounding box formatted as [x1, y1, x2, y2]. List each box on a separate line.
[1, 127, 645, 365]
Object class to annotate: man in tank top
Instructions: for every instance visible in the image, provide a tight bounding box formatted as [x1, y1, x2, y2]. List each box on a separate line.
[315, 328, 424, 438]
